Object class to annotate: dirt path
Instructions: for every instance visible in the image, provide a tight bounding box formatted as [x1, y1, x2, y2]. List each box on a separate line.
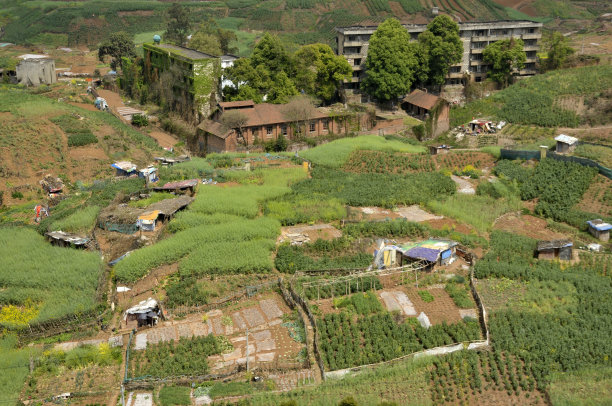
[451, 175, 475, 194]
[148, 130, 178, 149]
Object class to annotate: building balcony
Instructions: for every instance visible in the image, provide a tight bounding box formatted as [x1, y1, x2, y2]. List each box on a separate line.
[523, 45, 540, 51]
[343, 41, 365, 47]
[343, 53, 365, 58]
[521, 33, 541, 40]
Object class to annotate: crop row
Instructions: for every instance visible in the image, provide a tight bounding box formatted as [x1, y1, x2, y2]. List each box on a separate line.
[317, 312, 481, 370]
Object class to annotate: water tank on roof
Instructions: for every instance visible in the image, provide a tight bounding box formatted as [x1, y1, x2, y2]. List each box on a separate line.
[153, 35, 161, 44]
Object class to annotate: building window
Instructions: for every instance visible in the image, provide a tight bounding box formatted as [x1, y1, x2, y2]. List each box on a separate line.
[528, 28, 535, 34]
[266, 125, 273, 135]
[475, 76, 482, 83]
[450, 66, 461, 73]
[352, 71, 360, 78]
[281, 125, 288, 136]
[348, 35, 356, 41]
[354, 58, 361, 66]
[309, 122, 316, 133]
[323, 120, 329, 130]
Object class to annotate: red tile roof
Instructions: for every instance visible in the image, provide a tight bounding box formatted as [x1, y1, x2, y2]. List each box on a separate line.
[219, 100, 255, 109]
[199, 102, 330, 137]
[403, 89, 441, 110]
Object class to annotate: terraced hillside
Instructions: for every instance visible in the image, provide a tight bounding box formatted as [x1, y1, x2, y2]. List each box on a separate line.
[1, 0, 609, 52]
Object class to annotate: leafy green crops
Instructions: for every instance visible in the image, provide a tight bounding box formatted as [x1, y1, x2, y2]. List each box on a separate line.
[49, 205, 100, 233]
[0, 228, 103, 326]
[300, 135, 426, 168]
[293, 167, 455, 208]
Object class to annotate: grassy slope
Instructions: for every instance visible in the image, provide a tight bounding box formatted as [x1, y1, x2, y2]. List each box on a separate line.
[549, 367, 612, 406]
[450, 65, 612, 127]
[0, 85, 160, 205]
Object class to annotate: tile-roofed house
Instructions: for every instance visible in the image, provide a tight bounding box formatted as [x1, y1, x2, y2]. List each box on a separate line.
[198, 101, 350, 153]
[401, 90, 450, 137]
[555, 134, 579, 154]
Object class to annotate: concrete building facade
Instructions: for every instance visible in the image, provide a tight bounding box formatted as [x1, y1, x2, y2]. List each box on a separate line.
[336, 20, 542, 98]
[143, 42, 221, 121]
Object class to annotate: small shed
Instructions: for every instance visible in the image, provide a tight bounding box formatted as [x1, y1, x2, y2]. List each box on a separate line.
[138, 166, 159, 184]
[46, 231, 90, 248]
[393, 239, 458, 267]
[429, 145, 451, 155]
[123, 298, 161, 328]
[136, 210, 160, 232]
[586, 219, 611, 242]
[555, 134, 578, 154]
[536, 239, 573, 261]
[402, 90, 450, 137]
[112, 161, 138, 177]
[154, 155, 190, 166]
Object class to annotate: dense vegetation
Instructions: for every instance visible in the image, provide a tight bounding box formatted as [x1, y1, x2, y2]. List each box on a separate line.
[429, 350, 543, 404]
[131, 335, 229, 378]
[0, 228, 103, 327]
[275, 240, 372, 273]
[293, 167, 456, 208]
[451, 65, 612, 127]
[318, 312, 481, 370]
[475, 231, 612, 388]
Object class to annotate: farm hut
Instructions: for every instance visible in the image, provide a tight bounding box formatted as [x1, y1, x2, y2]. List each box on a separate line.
[112, 161, 138, 177]
[554, 134, 579, 154]
[429, 145, 451, 155]
[154, 179, 199, 195]
[586, 219, 611, 242]
[385, 239, 458, 267]
[46, 231, 90, 248]
[136, 210, 160, 232]
[138, 166, 159, 185]
[536, 239, 573, 261]
[124, 298, 162, 328]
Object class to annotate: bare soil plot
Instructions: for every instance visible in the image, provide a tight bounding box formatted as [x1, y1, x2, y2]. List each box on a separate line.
[396, 205, 443, 222]
[494, 212, 568, 241]
[131, 292, 304, 372]
[279, 224, 342, 245]
[126, 392, 154, 406]
[148, 130, 178, 149]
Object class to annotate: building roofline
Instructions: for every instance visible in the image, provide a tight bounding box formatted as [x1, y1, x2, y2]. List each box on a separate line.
[143, 43, 217, 61]
[335, 20, 543, 33]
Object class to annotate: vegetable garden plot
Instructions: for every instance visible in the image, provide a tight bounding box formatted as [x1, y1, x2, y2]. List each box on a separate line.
[429, 350, 547, 405]
[317, 312, 481, 370]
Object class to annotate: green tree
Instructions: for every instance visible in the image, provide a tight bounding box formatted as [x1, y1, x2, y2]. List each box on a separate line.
[541, 31, 575, 72]
[189, 31, 222, 56]
[251, 33, 293, 76]
[361, 18, 416, 102]
[483, 38, 526, 87]
[164, 3, 191, 46]
[268, 71, 298, 104]
[418, 15, 463, 87]
[294, 43, 352, 103]
[190, 19, 238, 55]
[224, 58, 272, 102]
[98, 31, 136, 70]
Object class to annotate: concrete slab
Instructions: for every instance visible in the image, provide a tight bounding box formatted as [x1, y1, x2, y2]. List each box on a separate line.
[257, 339, 276, 352]
[134, 333, 147, 350]
[232, 312, 247, 330]
[259, 299, 284, 320]
[242, 307, 266, 328]
[253, 330, 272, 342]
[257, 352, 276, 362]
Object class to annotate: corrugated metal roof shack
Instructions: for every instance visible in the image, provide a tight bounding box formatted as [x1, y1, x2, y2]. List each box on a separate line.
[536, 239, 573, 261]
[376, 239, 458, 268]
[587, 219, 611, 242]
[555, 134, 579, 154]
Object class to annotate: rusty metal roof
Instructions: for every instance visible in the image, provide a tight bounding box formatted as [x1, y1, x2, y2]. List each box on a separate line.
[403, 89, 441, 110]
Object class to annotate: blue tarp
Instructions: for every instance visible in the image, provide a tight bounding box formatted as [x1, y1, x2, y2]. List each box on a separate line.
[405, 247, 440, 263]
[587, 220, 612, 231]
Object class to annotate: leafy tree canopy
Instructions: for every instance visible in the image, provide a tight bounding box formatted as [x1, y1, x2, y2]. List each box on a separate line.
[483, 38, 526, 86]
[294, 43, 352, 103]
[541, 31, 575, 72]
[189, 31, 222, 56]
[164, 3, 191, 46]
[189, 18, 238, 55]
[251, 33, 293, 76]
[418, 15, 462, 87]
[361, 18, 416, 101]
[98, 31, 136, 70]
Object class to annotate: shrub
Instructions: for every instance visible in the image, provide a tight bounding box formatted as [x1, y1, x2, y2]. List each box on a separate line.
[11, 191, 23, 199]
[418, 290, 435, 303]
[67, 132, 98, 147]
[131, 113, 148, 127]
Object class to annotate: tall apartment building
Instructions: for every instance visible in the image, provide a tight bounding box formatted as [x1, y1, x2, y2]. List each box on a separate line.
[336, 20, 542, 97]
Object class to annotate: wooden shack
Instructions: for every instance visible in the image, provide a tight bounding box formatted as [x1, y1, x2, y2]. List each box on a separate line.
[587, 219, 611, 242]
[402, 90, 450, 137]
[536, 239, 573, 261]
[429, 145, 451, 155]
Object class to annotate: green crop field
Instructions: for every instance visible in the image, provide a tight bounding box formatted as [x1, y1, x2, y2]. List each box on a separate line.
[0, 227, 103, 328]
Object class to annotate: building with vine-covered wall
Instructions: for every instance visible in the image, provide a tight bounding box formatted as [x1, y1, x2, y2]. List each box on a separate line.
[143, 42, 221, 122]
